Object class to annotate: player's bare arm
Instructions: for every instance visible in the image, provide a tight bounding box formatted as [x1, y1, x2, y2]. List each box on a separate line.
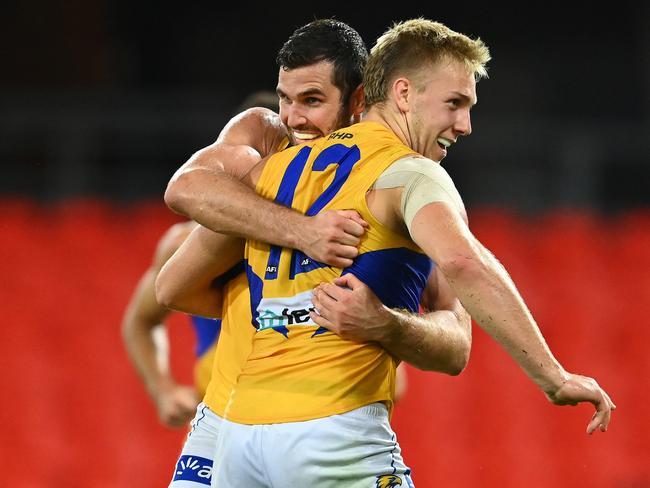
[410, 200, 615, 434]
[121, 221, 200, 428]
[311, 269, 471, 374]
[155, 225, 244, 318]
[310, 185, 471, 375]
[164, 107, 366, 267]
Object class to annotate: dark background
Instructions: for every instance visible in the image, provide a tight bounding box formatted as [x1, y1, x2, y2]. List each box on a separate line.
[2, 1, 648, 212]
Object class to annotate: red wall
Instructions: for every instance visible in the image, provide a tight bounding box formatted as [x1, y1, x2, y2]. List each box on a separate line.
[1, 200, 648, 487]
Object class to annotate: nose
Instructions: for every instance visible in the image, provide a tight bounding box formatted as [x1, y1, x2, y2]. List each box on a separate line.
[455, 109, 472, 137]
[283, 104, 308, 129]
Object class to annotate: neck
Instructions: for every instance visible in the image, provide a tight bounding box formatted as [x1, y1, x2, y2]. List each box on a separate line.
[363, 104, 413, 149]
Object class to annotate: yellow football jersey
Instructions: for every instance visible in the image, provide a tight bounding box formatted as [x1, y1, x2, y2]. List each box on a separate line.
[202, 136, 291, 416]
[224, 121, 433, 424]
[189, 315, 221, 398]
[203, 270, 255, 414]
[194, 343, 215, 398]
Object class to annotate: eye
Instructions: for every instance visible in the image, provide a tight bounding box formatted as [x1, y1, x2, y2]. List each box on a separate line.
[305, 97, 323, 106]
[447, 98, 460, 109]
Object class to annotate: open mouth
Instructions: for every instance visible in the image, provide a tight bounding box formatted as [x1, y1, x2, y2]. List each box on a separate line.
[292, 131, 321, 142]
[437, 137, 452, 150]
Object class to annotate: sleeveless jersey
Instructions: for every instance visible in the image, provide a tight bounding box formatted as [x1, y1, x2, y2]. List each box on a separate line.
[203, 136, 291, 416]
[224, 121, 433, 424]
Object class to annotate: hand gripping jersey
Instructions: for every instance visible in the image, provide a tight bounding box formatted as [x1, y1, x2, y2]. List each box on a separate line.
[224, 121, 433, 424]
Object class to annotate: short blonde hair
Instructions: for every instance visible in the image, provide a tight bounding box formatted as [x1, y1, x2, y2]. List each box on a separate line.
[364, 18, 491, 108]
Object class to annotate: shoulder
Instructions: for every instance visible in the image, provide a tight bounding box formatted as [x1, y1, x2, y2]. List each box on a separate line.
[236, 107, 280, 127]
[390, 156, 453, 179]
[219, 108, 287, 156]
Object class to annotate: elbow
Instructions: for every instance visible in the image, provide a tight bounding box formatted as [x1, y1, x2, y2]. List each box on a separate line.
[445, 342, 471, 376]
[438, 251, 486, 284]
[422, 321, 472, 376]
[164, 173, 194, 216]
[154, 274, 178, 311]
[429, 339, 470, 376]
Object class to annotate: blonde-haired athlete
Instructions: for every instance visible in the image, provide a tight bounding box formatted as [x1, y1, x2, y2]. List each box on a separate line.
[160, 18, 612, 487]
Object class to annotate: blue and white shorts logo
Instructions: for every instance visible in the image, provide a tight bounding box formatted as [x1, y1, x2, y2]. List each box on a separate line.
[172, 455, 213, 485]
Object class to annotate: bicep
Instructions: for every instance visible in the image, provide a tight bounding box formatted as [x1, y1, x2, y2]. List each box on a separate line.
[185, 142, 264, 183]
[410, 201, 478, 270]
[214, 107, 286, 177]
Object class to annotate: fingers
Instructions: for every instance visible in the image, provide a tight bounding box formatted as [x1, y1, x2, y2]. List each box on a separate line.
[583, 386, 613, 435]
[586, 397, 612, 435]
[334, 273, 362, 290]
[162, 408, 194, 428]
[329, 244, 359, 260]
[317, 279, 358, 302]
[335, 209, 369, 230]
[327, 255, 355, 269]
[312, 284, 340, 311]
[317, 244, 357, 269]
[309, 310, 331, 330]
[307, 210, 369, 266]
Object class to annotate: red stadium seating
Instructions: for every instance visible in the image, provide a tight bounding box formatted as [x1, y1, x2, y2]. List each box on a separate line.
[1, 199, 648, 487]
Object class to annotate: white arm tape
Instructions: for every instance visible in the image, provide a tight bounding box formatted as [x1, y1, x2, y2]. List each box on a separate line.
[373, 156, 465, 234]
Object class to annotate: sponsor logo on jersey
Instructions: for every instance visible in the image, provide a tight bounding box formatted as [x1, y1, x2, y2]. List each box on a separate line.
[172, 455, 212, 485]
[256, 290, 316, 331]
[376, 474, 403, 488]
[327, 131, 354, 140]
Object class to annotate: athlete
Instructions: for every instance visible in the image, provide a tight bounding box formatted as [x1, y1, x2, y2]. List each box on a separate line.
[158, 19, 471, 487]
[159, 18, 615, 487]
[122, 220, 217, 428]
[121, 91, 279, 428]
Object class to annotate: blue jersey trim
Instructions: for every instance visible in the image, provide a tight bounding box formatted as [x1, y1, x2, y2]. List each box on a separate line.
[343, 248, 432, 312]
[190, 316, 221, 357]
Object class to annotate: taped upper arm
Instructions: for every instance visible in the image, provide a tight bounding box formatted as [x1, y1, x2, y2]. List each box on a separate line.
[374, 156, 467, 234]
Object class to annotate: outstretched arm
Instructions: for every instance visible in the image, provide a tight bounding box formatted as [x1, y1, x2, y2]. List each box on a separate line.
[310, 268, 471, 375]
[121, 222, 200, 428]
[410, 201, 615, 434]
[164, 107, 366, 267]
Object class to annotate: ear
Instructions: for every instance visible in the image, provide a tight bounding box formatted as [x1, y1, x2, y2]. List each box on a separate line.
[392, 78, 411, 113]
[349, 84, 365, 123]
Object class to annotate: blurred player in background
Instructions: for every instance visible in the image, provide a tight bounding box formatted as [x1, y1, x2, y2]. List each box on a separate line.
[121, 91, 280, 428]
[122, 220, 212, 427]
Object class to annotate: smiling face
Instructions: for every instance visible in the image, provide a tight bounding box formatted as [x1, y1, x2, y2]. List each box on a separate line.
[407, 57, 477, 162]
[276, 60, 358, 146]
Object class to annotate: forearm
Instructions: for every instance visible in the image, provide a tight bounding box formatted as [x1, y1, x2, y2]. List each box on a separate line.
[446, 245, 568, 393]
[167, 166, 308, 248]
[122, 319, 172, 400]
[381, 307, 470, 374]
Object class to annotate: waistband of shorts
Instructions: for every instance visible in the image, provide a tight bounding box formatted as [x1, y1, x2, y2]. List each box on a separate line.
[348, 402, 388, 420]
